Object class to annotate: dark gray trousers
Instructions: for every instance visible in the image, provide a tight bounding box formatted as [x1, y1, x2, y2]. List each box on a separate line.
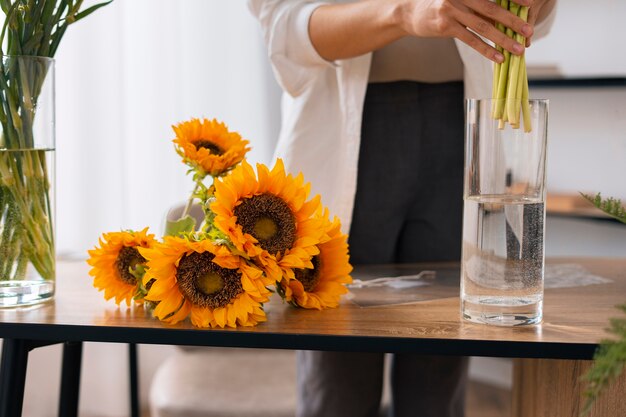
[297, 81, 468, 417]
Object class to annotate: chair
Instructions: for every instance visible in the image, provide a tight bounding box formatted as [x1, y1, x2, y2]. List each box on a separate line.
[149, 203, 298, 417]
[150, 347, 297, 417]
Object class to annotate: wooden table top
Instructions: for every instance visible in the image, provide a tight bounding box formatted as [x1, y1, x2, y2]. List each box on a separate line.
[0, 258, 624, 360]
[546, 193, 610, 219]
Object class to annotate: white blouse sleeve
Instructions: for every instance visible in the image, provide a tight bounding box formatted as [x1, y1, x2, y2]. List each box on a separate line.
[247, 0, 336, 97]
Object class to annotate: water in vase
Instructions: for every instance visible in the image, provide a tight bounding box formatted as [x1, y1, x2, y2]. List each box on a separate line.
[461, 194, 544, 325]
[0, 148, 55, 307]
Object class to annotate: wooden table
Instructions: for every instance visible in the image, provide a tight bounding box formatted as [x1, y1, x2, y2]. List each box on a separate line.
[1, 258, 625, 417]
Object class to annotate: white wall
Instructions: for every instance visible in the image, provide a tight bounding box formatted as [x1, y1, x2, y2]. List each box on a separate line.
[527, 0, 626, 78]
[536, 86, 626, 201]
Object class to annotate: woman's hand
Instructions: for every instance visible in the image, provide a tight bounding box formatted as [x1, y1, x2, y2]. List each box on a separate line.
[308, 0, 556, 63]
[396, 0, 534, 63]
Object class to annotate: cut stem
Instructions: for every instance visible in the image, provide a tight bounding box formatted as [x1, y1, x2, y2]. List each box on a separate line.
[491, 1, 531, 132]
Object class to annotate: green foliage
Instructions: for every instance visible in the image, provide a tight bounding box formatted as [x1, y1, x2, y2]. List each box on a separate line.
[582, 303, 626, 415]
[0, 2, 112, 281]
[274, 280, 299, 308]
[131, 264, 148, 301]
[580, 193, 626, 415]
[1, 0, 113, 57]
[581, 192, 626, 224]
[164, 214, 196, 237]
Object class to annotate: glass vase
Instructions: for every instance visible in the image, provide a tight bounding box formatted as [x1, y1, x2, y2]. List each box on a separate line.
[0, 55, 55, 307]
[461, 98, 548, 326]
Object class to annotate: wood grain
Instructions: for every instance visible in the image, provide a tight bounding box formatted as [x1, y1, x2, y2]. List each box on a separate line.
[512, 358, 626, 417]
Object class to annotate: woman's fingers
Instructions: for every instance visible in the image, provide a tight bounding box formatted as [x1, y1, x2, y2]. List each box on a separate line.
[454, 6, 525, 56]
[449, 21, 505, 63]
[464, 0, 533, 38]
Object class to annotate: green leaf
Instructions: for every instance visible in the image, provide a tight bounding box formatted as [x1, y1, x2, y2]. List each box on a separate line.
[133, 275, 150, 301]
[48, 22, 67, 56]
[0, 1, 22, 54]
[164, 214, 196, 237]
[581, 302, 626, 416]
[581, 192, 626, 224]
[70, 0, 112, 23]
[128, 263, 147, 282]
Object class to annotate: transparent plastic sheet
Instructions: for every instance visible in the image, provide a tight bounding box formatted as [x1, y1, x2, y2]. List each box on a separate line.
[346, 266, 461, 308]
[544, 264, 612, 289]
[346, 263, 611, 308]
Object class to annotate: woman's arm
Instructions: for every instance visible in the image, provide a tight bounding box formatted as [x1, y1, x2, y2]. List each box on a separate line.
[310, 0, 555, 63]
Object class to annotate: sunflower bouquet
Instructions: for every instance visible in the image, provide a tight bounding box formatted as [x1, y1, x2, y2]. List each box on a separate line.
[87, 117, 353, 328]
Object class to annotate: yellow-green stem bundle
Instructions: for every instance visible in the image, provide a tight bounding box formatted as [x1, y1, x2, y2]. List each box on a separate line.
[491, 0, 531, 132]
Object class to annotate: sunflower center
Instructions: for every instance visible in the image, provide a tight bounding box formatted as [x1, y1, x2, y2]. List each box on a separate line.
[115, 246, 145, 285]
[295, 256, 321, 292]
[234, 193, 296, 255]
[196, 271, 224, 295]
[176, 251, 243, 309]
[253, 217, 278, 241]
[194, 139, 224, 155]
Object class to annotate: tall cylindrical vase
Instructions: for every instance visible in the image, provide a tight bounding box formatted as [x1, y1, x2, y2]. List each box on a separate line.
[461, 98, 548, 326]
[0, 55, 55, 307]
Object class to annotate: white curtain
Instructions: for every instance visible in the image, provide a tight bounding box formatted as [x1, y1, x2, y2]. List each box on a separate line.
[55, 0, 281, 257]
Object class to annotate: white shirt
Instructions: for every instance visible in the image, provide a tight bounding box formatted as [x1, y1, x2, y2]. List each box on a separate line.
[248, 0, 555, 233]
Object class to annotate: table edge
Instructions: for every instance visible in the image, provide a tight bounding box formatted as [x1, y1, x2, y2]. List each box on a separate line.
[0, 322, 598, 360]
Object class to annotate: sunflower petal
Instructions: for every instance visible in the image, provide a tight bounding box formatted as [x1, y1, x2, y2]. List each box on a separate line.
[190, 306, 211, 328]
[164, 300, 192, 324]
[154, 291, 185, 319]
[226, 303, 238, 327]
[213, 307, 227, 328]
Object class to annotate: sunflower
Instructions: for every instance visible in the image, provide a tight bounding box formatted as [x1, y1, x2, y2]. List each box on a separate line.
[87, 228, 157, 306]
[139, 236, 271, 328]
[279, 213, 352, 309]
[173, 118, 250, 177]
[211, 159, 325, 282]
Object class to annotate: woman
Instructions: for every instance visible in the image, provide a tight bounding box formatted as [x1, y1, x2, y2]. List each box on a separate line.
[249, 1, 556, 416]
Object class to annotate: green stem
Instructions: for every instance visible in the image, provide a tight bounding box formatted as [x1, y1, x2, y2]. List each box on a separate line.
[492, 0, 509, 112]
[518, 5, 531, 132]
[0, 150, 54, 280]
[494, 42, 511, 119]
[492, 1, 532, 132]
[512, 55, 525, 129]
[0, 190, 12, 276]
[1, 225, 20, 279]
[505, 2, 521, 126]
[0, 1, 110, 282]
[521, 56, 532, 132]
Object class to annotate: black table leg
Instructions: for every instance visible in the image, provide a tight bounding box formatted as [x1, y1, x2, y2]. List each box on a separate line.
[0, 339, 30, 417]
[58, 341, 83, 417]
[129, 343, 140, 417]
